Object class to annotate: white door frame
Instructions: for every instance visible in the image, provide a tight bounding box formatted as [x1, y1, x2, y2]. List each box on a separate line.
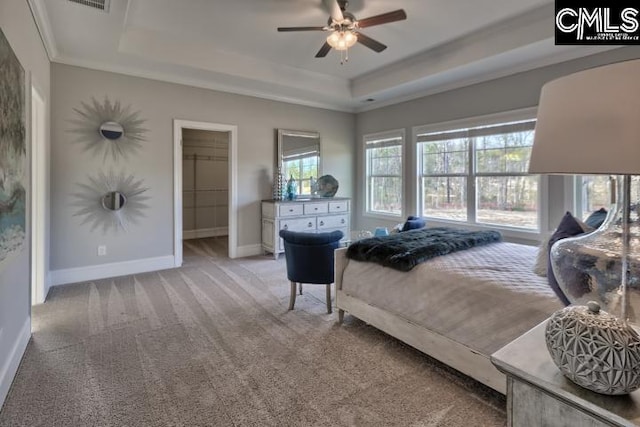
[31, 85, 47, 305]
[173, 119, 238, 265]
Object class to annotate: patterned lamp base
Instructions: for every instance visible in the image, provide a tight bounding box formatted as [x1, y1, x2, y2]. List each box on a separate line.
[545, 302, 640, 395]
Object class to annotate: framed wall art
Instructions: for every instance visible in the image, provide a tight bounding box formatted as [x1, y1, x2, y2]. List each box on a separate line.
[0, 27, 26, 269]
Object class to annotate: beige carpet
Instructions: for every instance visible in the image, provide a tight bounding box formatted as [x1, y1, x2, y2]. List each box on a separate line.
[0, 237, 506, 426]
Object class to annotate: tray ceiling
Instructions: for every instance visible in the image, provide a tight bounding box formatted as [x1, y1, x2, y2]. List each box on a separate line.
[30, 0, 615, 111]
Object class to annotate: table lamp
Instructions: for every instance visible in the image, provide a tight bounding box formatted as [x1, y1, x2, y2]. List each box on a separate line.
[529, 58, 640, 395]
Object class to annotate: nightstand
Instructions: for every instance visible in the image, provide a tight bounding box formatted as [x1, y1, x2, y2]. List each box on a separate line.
[491, 320, 640, 427]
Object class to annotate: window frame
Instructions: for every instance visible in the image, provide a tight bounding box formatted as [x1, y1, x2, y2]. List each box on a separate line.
[413, 107, 547, 237]
[281, 152, 320, 197]
[363, 129, 405, 220]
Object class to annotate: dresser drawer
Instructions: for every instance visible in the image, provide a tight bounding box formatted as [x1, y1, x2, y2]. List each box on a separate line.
[317, 214, 348, 229]
[329, 201, 349, 213]
[279, 204, 304, 217]
[304, 202, 328, 215]
[280, 217, 315, 232]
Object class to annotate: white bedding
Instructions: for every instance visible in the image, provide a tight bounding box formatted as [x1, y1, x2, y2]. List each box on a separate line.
[341, 241, 563, 356]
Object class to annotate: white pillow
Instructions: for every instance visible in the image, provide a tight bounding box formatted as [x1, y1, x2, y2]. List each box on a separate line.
[533, 236, 551, 277]
[532, 216, 593, 277]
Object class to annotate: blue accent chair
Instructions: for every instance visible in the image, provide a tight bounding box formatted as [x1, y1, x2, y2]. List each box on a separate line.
[279, 229, 344, 313]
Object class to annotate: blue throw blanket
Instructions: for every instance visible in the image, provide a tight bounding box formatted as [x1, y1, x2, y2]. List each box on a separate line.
[346, 227, 502, 272]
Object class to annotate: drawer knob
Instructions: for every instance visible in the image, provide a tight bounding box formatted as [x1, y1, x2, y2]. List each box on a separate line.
[283, 225, 288, 230]
[308, 222, 313, 227]
[289, 209, 294, 212]
[314, 207, 318, 211]
[336, 205, 341, 209]
[341, 219, 345, 224]
[320, 221, 324, 226]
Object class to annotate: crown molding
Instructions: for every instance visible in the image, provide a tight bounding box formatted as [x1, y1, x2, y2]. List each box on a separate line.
[52, 55, 356, 113]
[354, 45, 619, 113]
[27, 0, 58, 60]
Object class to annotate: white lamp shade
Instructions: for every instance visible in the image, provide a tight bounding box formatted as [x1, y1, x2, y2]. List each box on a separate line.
[529, 59, 640, 175]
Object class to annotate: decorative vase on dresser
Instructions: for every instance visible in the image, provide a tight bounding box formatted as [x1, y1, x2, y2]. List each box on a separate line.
[261, 198, 350, 259]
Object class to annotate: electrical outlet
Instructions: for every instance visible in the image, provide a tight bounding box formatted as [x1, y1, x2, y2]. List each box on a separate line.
[97, 245, 107, 256]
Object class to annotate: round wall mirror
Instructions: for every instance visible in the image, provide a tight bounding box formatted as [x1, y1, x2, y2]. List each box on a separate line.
[101, 191, 127, 211]
[99, 121, 124, 140]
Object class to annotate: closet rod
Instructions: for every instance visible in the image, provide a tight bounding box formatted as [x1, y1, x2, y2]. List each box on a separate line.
[183, 155, 227, 161]
[183, 143, 228, 149]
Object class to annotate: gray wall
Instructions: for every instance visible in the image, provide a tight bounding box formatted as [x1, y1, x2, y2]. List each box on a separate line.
[355, 47, 640, 244]
[0, 0, 51, 406]
[50, 64, 355, 272]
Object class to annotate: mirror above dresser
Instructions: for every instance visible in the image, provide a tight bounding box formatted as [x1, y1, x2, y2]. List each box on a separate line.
[277, 129, 320, 197]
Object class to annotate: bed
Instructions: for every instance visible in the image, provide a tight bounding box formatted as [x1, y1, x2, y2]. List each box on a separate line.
[334, 239, 563, 394]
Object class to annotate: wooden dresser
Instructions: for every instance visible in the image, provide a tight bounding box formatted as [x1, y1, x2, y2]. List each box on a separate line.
[261, 198, 350, 259]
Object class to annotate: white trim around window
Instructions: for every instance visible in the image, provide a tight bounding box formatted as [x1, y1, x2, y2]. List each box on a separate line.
[413, 107, 547, 240]
[413, 107, 538, 136]
[363, 129, 405, 220]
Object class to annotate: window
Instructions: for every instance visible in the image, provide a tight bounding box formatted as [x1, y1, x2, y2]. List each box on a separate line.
[364, 130, 404, 217]
[576, 175, 611, 220]
[417, 119, 539, 230]
[576, 176, 640, 220]
[281, 148, 319, 196]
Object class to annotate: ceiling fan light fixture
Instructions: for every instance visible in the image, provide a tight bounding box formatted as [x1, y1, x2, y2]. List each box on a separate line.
[326, 30, 357, 51]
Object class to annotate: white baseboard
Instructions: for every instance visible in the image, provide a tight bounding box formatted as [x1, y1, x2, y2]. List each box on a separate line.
[50, 255, 175, 286]
[183, 227, 228, 240]
[44, 271, 52, 301]
[0, 316, 30, 408]
[235, 244, 262, 258]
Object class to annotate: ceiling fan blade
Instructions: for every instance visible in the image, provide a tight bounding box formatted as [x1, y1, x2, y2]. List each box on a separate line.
[277, 26, 326, 32]
[356, 32, 387, 52]
[322, 0, 344, 22]
[356, 9, 407, 28]
[315, 42, 332, 58]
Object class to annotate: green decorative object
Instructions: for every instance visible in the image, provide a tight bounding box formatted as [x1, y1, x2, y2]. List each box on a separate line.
[286, 175, 297, 200]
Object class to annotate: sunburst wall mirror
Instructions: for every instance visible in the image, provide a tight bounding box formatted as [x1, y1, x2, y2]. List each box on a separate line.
[69, 97, 148, 161]
[72, 170, 149, 233]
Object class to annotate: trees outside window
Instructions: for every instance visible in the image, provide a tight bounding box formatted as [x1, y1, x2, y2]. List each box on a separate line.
[417, 120, 539, 230]
[364, 131, 404, 217]
[577, 175, 640, 221]
[282, 154, 319, 196]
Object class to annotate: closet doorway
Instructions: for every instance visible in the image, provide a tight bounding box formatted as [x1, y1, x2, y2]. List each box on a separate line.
[182, 128, 229, 241]
[173, 120, 238, 266]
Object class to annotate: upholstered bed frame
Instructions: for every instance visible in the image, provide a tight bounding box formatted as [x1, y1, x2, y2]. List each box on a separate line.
[334, 241, 564, 394]
[334, 247, 507, 393]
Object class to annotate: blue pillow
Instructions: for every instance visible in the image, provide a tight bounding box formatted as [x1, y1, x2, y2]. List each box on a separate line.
[585, 208, 607, 229]
[547, 212, 590, 306]
[401, 216, 426, 232]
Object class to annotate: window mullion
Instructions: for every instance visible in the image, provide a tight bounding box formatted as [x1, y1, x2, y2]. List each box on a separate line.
[468, 137, 476, 224]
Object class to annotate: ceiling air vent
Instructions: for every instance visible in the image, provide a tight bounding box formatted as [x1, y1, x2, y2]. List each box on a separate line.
[67, 0, 110, 12]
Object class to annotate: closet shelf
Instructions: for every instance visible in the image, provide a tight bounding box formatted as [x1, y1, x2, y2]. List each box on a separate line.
[183, 189, 228, 193]
[183, 204, 229, 209]
[183, 154, 227, 161]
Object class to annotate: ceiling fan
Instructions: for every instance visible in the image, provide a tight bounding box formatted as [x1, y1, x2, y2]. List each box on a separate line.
[277, 0, 407, 62]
